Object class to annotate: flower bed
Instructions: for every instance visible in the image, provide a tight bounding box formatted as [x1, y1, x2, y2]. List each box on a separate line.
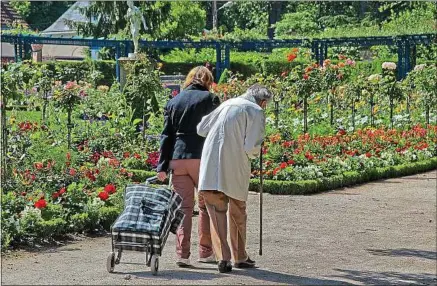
[258, 125, 437, 181]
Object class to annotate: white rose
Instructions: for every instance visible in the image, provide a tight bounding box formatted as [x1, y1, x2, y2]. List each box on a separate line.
[382, 62, 397, 70]
[414, 64, 426, 71]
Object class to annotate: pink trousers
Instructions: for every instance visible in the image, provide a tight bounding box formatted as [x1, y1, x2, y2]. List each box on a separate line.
[169, 159, 213, 259]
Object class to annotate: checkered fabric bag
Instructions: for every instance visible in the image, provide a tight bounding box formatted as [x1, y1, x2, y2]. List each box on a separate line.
[111, 183, 184, 254]
[112, 184, 174, 234]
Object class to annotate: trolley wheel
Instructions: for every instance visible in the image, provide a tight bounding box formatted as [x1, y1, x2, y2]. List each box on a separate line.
[150, 255, 159, 276]
[107, 252, 115, 273]
[115, 250, 122, 264]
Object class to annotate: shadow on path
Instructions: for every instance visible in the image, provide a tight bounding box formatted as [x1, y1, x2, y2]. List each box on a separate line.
[367, 248, 437, 261]
[232, 268, 352, 285]
[116, 267, 352, 284]
[331, 269, 437, 285]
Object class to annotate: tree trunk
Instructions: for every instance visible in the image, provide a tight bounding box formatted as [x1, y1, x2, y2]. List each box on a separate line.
[212, 0, 218, 31]
[329, 93, 334, 126]
[267, 1, 283, 39]
[1, 95, 7, 183]
[390, 96, 394, 129]
[67, 105, 73, 149]
[352, 99, 356, 131]
[425, 105, 430, 125]
[274, 100, 279, 129]
[370, 94, 375, 127]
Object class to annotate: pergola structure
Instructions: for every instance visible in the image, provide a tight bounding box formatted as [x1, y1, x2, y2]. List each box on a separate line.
[1, 33, 435, 81]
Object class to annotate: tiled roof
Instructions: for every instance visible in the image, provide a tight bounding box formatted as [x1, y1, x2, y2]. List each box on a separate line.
[1, 2, 29, 28]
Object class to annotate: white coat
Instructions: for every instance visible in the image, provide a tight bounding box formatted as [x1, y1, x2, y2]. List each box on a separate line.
[197, 96, 265, 201]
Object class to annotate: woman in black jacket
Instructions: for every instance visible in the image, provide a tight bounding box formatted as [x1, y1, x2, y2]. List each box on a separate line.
[157, 66, 220, 267]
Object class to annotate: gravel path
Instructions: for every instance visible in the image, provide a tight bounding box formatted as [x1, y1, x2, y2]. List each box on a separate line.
[2, 171, 436, 285]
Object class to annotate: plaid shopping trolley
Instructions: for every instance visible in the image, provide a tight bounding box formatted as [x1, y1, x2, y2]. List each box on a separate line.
[107, 173, 184, 275]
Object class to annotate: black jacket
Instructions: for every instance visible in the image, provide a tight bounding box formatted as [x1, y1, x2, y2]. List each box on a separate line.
[157, 84, 220, 172]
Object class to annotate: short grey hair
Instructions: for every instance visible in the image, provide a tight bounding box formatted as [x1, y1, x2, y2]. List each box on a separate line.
[242, 84, 273, 105]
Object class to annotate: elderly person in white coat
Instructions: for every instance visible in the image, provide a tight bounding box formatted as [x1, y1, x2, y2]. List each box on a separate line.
[196, 84, 272, 273]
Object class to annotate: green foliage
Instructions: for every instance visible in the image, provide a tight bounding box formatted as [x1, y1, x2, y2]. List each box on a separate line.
[275, 11, 318, 37]
[158, 1, 205, 40]
[122, 54, 164, 121]
[220, 1, 269, 33]
[10, 1, 72, 31]
[128, 159, 437, 195]
[248, 158, 437, 195]
[98, 206, 121, 230]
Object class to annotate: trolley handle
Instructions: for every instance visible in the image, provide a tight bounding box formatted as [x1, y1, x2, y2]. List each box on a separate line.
[145, 170, 173, 188]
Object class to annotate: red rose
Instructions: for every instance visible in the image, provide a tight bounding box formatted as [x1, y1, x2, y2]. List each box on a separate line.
[104, 184, 116, 194]
[305, 152, 314, 161]
[98, 191, 109, 201]
[303, 74, 309, 80]
[280, 162, 288, 169]
[69, 168, 76, 176]
[287, 159, 295, 165]
[365, 152, 372, 158]
[52, 192, 59, 199]
[34, 199, 47, 209]
[133, 153, 141, 159]
[123, 152, 130, 158]
[21, 192, 27, 196]
[59, 187, 66, 195]
[287, 53, 297, 62]
[34, 162, 43, 170]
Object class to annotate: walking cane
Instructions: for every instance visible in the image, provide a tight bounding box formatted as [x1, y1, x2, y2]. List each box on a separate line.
[259, 142, 264, 256]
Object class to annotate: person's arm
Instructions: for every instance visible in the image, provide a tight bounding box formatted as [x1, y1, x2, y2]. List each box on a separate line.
[157, 103, 174, 174]
[244, 109, 266, 159]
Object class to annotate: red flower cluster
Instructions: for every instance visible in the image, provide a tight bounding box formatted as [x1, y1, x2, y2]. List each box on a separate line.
[98, 184, 117, 201]
[52, 187, 66, 199]
[18, 121, 39, 132]
[146, 151, 160, 168]
[34, 199, 47, 209]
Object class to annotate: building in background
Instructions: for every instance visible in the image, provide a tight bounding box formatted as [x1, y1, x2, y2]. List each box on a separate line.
[1, 1, 29, 64]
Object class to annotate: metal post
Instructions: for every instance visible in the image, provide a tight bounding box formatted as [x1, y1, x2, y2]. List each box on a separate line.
[396, 40, 404, 80]
[404, 42, 411, 78]
[224, 44, 230, 70]
[13, 42, 18, 62]
[411, 44, 417, 70]
[215, 43, 222, 82]
[319, 42, 325, 66]
[115, 45, 120, 83]
[18, 38, 23, 62]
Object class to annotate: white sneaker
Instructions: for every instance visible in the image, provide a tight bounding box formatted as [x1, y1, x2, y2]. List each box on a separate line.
[198, 254, 216, 263]
[176, 258, 191, 268]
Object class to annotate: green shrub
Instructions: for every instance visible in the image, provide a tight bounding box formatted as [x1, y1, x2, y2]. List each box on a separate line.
[98, 206, 121, 231]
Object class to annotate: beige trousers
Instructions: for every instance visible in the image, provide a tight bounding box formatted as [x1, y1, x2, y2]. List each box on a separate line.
[201, 190, 248, 263]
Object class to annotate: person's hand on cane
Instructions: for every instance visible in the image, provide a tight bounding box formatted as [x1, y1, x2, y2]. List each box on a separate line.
[157, 171, 167, 182]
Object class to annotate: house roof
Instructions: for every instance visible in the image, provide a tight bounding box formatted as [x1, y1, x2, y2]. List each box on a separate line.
[42, 1, 93, 35]
[1, 2, 29, 29]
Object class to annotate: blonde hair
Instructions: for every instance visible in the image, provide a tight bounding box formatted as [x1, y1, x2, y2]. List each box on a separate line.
[183, 66, 214, 90]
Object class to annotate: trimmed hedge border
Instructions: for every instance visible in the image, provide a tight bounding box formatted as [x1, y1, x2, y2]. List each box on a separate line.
[129, 158, 437, 195]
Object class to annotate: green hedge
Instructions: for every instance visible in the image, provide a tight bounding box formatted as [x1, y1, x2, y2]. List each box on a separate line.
[34, 60, 116, 86]
[33, 58, 436, 84]
[129, 158, 437, 195]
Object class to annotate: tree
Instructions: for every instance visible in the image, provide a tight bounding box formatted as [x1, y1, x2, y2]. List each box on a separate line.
[158, 1, 205, 40]
[73, 1, 171, 39]
[10, 1, 73, 31]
